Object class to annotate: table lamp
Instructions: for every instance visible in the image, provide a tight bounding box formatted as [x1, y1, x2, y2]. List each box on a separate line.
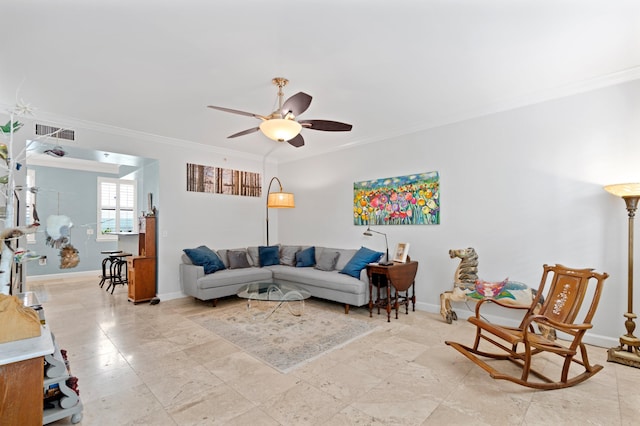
[363, 226, 392, 265]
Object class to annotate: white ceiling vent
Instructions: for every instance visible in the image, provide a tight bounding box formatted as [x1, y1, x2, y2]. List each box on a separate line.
[35, 124, 75, 141]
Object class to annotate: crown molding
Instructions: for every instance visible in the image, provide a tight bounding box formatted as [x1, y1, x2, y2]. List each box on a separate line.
[26, 153, 121, 174]
[4, 66, 639, 166]
[0, 102, 273, 164]
[279, 66, 640, 164]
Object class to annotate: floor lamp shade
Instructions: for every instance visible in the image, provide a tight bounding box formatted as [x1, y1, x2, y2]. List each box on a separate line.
[604, 182, 640, 368]
[266, 176, 295, 246]
[267, 192, 295, 208]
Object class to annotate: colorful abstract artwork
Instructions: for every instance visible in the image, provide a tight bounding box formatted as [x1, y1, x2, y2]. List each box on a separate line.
[186, 163, 261, 197]
[353, 171, 439, 225]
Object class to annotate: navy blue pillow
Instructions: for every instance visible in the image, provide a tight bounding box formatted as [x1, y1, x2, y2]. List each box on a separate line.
[295, 246, 316, 267]
[340, 246, 383, 278]
[259, 245, 280, 267]
[183, 245, 226, 274]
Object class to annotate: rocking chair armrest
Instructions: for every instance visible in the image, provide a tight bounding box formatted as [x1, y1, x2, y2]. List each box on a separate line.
[523, 314, 593, 334]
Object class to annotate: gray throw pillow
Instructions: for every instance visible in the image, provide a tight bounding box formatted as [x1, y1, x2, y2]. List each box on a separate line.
[247, 246, 260, 266]
[280, 245, 300, 266]
[315, 250, 340, 271]
[228, 250, 251, 269]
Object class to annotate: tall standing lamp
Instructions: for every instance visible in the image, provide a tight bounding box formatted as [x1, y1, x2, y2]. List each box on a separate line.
[604, 182, 640, 368]
[363, 226, 393, 266]
[266, 176, 295, 246]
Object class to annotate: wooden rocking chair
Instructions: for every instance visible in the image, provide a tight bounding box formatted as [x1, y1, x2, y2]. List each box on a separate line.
[445, 264, 609, 390]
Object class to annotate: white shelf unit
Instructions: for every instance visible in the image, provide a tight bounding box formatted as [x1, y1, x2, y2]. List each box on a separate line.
[42, 334, 83, 424]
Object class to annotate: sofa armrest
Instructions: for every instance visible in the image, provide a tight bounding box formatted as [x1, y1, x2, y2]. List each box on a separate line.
[180, 263, 205, 296]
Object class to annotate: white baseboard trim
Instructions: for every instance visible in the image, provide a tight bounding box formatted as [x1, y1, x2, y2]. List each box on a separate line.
[157, 291, 186, 301]
[413, 301, 618, 348]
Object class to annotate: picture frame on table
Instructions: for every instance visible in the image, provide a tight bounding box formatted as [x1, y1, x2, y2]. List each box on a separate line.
[393, 243, 410, 263]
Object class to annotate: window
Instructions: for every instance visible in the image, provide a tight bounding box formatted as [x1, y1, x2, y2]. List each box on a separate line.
[97, 177, 137, 241]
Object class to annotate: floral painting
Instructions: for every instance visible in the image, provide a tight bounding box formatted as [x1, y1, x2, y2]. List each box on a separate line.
[353, 171, 439, 225]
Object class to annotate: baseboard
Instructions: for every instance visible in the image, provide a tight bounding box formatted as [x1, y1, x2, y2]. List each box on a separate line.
[27, 270, 101, 282]
[156, 291, 186, 302]
[414, 301, 618, 348]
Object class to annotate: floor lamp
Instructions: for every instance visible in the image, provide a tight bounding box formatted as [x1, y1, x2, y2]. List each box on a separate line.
[605, 183, 640, 368]
[266, 177, 295, 246]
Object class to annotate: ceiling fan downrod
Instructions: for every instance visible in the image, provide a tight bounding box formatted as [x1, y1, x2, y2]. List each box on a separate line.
[272, 77, 288, 113]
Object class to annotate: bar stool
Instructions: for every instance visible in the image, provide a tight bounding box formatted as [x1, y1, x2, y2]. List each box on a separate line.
[106, 252, 133, 294]
[99, 250, 122, 288]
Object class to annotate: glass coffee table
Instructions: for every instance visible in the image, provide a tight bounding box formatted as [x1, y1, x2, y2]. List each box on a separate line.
[237, 282, 311, 319]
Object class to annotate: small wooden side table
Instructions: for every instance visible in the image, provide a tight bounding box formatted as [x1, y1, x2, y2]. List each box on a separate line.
[366, 261, 418, 322]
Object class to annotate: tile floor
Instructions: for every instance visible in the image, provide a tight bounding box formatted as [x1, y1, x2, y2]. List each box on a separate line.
[31, 275, 640, 425]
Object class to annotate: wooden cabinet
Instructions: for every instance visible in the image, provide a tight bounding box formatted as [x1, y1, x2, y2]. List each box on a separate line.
[128, 216, 157, 303]
[0, 356, 44, 425]
[127, 256, 156, 303]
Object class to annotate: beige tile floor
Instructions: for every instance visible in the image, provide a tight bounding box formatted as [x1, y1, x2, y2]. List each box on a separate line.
[31, 275, 640, 426]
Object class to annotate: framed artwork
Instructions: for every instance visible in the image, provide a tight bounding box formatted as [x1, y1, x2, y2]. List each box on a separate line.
[186, 163, 261, 197]
[393, 243, 410, 263]
[353, 171, 439, 225]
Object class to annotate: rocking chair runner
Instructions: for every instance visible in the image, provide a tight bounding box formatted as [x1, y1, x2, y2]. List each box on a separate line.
[445, 264, 609, 390]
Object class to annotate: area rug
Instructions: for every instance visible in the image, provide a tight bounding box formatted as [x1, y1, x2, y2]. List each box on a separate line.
[189, 300, 378, 373]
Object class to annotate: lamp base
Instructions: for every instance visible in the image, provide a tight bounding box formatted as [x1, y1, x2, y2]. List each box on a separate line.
[379, 261, 394, 266]
[608, 330, 640, 368]
[608, 346, 640, 369]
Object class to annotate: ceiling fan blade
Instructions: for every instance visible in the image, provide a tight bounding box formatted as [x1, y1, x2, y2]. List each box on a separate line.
[300, 120, 353, 132]
[207, 105, 266, 120]
[281, 92, 312, 117]
[287, 134, 305, 148]
[228, 127, 260, 138]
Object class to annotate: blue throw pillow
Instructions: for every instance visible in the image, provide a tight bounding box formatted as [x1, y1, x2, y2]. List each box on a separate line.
[340, 246, 383, 278]
[183, 246, 226, 274]
[295, 246, 316, 267]
[259, 245, 280, 267]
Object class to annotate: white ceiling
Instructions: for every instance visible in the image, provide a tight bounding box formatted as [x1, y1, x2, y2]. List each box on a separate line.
[2, 0, 639, 163]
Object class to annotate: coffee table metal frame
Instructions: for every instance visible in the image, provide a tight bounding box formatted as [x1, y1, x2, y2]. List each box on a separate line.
[237, 282, 311, 319]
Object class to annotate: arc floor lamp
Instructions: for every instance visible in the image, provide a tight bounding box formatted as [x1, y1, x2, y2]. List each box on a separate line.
[266, 177, 295, 246]
[605, 182, 640, 368]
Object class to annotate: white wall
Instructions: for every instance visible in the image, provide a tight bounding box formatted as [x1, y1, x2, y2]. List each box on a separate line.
[277, 79, 640, 347]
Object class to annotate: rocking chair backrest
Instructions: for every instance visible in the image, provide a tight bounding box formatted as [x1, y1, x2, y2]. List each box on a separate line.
[533, 264, 608, 326]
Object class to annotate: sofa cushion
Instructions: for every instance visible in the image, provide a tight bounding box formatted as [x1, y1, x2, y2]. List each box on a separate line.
[316, 247, 358, 271]
[183, 245, 226, 274]
[196, 267, 272, 289]
[270, 266, 366, 295]
[340, 246, 383, 278]
[217, 248, 250, 268]
[246, 246, 260, 266]
[259, 245, 280, 267]
[315, 250, 340, 271]
[280, 245, 300, 266]
[228, 250, 251, 269]
[296, 246, 316, 267]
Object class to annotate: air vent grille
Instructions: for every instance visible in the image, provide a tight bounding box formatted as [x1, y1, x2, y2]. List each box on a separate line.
[35, 124, 75, 141]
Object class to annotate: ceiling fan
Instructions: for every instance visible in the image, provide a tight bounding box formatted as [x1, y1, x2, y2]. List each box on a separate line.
[207, 77, 352, 148]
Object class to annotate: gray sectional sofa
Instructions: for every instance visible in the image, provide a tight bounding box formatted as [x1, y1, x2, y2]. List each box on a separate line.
[180, 245, 380, 313]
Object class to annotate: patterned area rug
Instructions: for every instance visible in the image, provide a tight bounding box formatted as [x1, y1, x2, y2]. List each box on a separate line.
[189, 300, 378, 373]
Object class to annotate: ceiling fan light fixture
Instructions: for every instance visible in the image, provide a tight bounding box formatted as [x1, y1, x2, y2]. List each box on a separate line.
[259, 118, 302, 142]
